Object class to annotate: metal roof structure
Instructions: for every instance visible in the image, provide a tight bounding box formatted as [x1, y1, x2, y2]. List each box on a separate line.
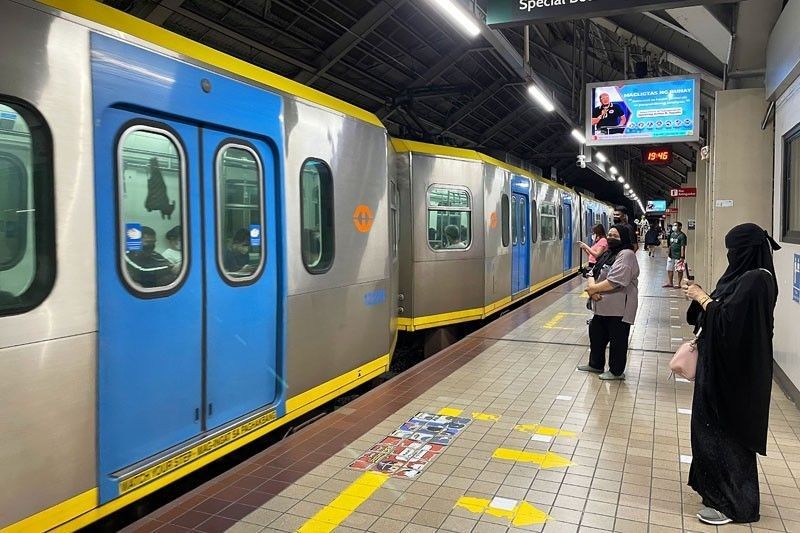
[100, 0, 754, 208]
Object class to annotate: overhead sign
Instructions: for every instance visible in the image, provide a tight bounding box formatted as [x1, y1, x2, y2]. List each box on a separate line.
[646, 200, 667, 213]
[486, 0, 730, 27]
[667, 207, 679, 213]
[586, 75, 700, 147]
[670, 187, 697, 198]
[643, 147, 673, 166]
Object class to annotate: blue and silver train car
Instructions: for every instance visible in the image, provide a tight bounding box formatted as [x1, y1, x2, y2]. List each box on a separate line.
[0, 1, 394, 530]
[393, 139, 613, 333]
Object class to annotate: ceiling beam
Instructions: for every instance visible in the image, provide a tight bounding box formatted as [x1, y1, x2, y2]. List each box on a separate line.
[294, 0, 409, 85]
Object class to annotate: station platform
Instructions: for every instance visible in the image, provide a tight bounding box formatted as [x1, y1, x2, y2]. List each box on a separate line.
[123, 252, 800, 533]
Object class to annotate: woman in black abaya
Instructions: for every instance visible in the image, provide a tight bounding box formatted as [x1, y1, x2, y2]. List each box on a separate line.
[683, 223, 780, 525]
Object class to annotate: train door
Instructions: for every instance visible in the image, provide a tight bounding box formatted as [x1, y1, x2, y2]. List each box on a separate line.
[92, 34, 283, 502]
[511, 178, 530, 294]
[562, 198, 573, 271]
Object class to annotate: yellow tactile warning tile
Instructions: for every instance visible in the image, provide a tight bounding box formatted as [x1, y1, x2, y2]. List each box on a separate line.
[514, 423, 577, 437]
[436, 407, 463, 416]
[471, 412, 501, 421]
[492, 447, 574, 469]
[454, 495, 551, 526]
[297, 471, 388, 532]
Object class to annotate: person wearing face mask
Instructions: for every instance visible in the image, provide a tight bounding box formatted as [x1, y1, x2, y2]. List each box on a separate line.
[576, 224, 639, 380]
[124, 225, 178, 288]
[613, 206, 639, 252]
[682, 223, 780, 525]
[664, 221, 687, 288]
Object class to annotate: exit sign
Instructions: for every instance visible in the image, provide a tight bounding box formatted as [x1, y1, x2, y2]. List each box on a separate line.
[670, 188, 697, 198]
[643, 147, 673, 166]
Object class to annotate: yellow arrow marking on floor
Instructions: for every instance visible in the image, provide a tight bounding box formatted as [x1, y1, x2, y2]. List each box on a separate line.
[437, 407, 463, 416]
[514, 424, 576, 437]
[298, 471, 388, 532]
[492, 448, 574, 469]
[454, 496, 551, 526]
[472, 412, 501, 422]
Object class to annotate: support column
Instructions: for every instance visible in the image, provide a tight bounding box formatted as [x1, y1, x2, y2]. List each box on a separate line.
[692, 157, 711, 287]
[708, 88, 773, 284]
[678, 171, 698, 279]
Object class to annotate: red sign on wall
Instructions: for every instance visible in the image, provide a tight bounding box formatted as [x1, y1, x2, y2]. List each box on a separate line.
[667, 207, 679, 213]
[670, 188, 697, 198]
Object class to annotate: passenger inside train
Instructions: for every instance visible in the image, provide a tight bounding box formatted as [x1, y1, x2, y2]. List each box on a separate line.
[443, 224, 467, 249]
[124, 226, 178, 288]
[223, 228, 256, 276]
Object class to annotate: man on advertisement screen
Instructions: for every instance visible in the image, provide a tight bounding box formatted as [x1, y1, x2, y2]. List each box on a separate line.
[592, 92, 628, 135]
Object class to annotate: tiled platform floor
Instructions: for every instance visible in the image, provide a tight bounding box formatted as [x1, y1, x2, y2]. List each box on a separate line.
[124, 251, 800, 533]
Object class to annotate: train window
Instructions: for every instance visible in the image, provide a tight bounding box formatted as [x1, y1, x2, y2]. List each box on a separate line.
[501, 193, 509, 247]
[531, 199, 538, 243]
[301, 159, 334, 273]
[540, 202, 557, 241]
[216, 143, 265, 282]
[519, 197, 527, 245]
[427, 185, 471, 251]
[511, 195, 517, 245]
[558, 204, 564, 240]
[0, 101, 54, 316]
[390, 180, 399, 257]
[782, 124, 800, 244]
[118, 126, 187, 294]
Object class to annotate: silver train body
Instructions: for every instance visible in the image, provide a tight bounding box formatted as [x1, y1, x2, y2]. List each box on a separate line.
[0, 1, 607, 530]
[393, 140, 613, 331]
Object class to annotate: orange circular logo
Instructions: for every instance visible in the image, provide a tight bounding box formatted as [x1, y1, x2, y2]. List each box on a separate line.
[353, 204, 374, 233]
[489, 212, 498, 229]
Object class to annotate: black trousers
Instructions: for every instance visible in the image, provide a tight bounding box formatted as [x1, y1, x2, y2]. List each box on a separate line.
[588, 315, 631, 375]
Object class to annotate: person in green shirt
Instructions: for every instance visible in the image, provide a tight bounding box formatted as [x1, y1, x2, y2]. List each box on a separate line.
[663, 221, 687, 288]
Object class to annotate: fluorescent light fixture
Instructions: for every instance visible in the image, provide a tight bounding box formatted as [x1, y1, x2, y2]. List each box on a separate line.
[430, 0, 481, 37]
[624, 183, 631, 190]
[571, 129, 586, 144]
[596, 152, 607, 163]
[617, 176, 625, 183]
[609, 166, 618, 175]
[528, 84, 555, 112]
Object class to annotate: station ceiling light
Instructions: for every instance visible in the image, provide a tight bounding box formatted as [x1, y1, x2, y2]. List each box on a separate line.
[430, 0, 481, 37]
[609, 166, 618, 175]
[617, 176, 625, 183]
[528, 84, 555, 112]
[624, 183, 631, 190]
[571, 129, 586, 144]
[596, 152, 608, 163]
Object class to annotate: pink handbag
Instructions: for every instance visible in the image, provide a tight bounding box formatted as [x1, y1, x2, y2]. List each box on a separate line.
[670, 328, 701, 381]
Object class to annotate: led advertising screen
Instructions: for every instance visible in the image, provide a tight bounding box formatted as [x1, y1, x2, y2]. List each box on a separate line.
[646, 200, 667, 213]
[585, 75, 700, 146]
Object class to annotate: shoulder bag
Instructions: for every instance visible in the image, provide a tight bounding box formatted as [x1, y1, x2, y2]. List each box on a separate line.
[670, 327, 701, 381]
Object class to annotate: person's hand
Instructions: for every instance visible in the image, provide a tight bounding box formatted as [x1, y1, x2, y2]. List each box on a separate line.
[591, 293, 602, 302]
[684, 283, 707, 303]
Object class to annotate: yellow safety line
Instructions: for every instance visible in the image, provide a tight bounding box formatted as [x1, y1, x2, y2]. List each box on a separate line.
[298, 472, 389, 532]
[437, 407, 463, 417]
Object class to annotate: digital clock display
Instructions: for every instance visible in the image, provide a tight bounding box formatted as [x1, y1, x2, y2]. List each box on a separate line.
[643, 147, 673, 165]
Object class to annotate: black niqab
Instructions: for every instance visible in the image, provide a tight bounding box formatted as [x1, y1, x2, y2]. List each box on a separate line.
[687, 223, 780, 455]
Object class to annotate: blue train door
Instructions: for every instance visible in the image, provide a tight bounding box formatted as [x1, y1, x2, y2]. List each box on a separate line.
[511, 178, 531, 294]
[92, 34, 283, 502]
[563, 199, 573, 270]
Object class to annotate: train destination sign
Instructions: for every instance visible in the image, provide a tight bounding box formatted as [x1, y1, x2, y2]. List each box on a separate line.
[487, 0, 731, 27]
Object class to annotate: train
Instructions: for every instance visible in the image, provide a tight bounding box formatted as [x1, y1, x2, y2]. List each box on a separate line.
[0, 1, 613, 530]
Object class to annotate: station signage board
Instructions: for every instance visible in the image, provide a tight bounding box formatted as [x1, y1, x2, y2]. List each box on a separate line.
[486, 0, 730, 27]
[667, 207, 679, 213]
[670, 187, 697, 198]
